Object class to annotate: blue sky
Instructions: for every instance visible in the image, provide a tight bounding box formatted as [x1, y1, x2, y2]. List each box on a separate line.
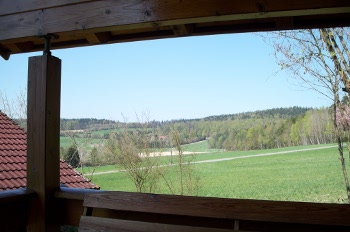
[0, 33, 331, 122]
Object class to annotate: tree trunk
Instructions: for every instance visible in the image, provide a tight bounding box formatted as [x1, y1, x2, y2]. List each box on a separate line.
[334, 101, 350, 203]
[337, 137, 350, 202]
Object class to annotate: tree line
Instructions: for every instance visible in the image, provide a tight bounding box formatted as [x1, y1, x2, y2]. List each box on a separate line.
[60, 106, 336, 153]
[154, 107, 334, 151]
[60, 118, 117, 131]
[206, 108, 333, 150]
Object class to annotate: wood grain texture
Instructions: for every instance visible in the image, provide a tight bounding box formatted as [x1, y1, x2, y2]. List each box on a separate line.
[1, 0, 349, 41]
[83, 191, 350, 227]
[50, 189, 350, 230]
[0, 0, 94, 16]
[1, 0, 350, 59]
[27, 55, 61, 232]
[78, 216, 236, 232]
[27, 55, 61, 194]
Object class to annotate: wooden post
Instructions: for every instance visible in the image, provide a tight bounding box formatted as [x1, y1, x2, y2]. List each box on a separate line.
[27, 54, 61, 231]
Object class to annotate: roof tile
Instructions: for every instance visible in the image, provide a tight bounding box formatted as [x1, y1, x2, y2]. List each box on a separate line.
[0, 111, 99, 191]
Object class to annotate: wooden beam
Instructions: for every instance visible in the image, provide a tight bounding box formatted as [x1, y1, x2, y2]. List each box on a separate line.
[53, 187, 103, 226]
[4, 41, 34, 53]
[0, 0, 349, 42]
[4, 43, 21, 53]
[85, 33, 102, 44]
[54, 188, 350, 230]
[84, 191, 350, 227]
[85, 32, 111, 44]
[0, 0, 94, 16]
[0, 189, 36, 231]
[16, 41, 35, 52]
[79, 216, 235, 232]
[0, 44, 10, 60]
[0, 0, 350, 59]
[275, 17, 294, 30]
[172, 24, 193, 36]
[27, 54, 61, 232]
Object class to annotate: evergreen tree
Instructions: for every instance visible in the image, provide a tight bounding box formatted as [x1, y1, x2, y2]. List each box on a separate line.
[64, 144, 80, 168]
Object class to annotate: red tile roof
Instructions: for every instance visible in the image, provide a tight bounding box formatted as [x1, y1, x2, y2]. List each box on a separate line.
[0, 111, 99, 191]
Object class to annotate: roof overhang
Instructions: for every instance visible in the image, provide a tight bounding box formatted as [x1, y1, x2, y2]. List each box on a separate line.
[1, 0, 350, 60]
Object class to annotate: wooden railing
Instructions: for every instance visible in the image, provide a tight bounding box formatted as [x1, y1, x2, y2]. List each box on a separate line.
[0, 188, 36, 231]
[54, 187, 103, 226]
[54, 187, 350, 231]
[1, 187, 350, 231]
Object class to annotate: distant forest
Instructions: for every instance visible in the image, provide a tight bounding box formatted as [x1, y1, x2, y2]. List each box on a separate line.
[60, 106, 335, 151]
[60, 118, 116, 131]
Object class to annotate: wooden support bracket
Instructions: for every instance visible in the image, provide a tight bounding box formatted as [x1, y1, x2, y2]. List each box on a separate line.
[0, 44, 10, 60]
[172, 24, 193, 36]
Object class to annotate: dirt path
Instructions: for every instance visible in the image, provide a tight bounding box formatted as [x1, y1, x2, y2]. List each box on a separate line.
[194, 145, 336, 164]
[86, 145, 337, 176]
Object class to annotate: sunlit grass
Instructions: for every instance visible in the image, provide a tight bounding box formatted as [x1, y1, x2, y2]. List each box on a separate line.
[60, 136, 105, 152]
[182, 140, 224, 152]
[85, 144, 348, 203]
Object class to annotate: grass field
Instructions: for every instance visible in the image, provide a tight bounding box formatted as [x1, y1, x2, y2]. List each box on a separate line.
[60, 136, 105, 152]
[83, 143, 348, 203]
[78, 140, 227, 174]
[181, 140, 224, 153]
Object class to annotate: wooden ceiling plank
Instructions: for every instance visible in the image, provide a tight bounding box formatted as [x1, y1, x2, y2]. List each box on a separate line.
[0, 0, 350, 59]
[0, 0, 94, 16]
[1, 0, 349, 42]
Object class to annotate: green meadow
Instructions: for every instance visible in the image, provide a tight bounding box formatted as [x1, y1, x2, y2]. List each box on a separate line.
[60, 136, 105, 152]
[83, 143, 348, 203]
[181, 140, 224, 153]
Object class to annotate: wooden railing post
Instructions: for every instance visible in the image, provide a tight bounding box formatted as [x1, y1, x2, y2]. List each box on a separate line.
[27, 54, 61, 231]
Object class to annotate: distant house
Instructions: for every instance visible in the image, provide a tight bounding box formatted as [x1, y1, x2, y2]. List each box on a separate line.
[150, 135, 168, 142]
[0, 111, 99, 191]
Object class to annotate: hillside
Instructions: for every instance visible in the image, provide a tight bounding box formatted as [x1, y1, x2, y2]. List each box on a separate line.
[60, 118, 117, 131]
[60, 106, 332, 152]
[202, 106, 312, 121]
[60, 106, 312, 131]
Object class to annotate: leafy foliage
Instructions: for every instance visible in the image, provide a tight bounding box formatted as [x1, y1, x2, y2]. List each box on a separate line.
[262, 28, 350, 202]
[61, 107, 333, 154]
[60, 118, 117, 131]
[64, 144, 80, 168]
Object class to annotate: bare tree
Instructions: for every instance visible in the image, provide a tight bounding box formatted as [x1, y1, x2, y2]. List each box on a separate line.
[105, 115, 200, 195]
[105, 117, 164, 193]
[262, 28, 350, 202]
[86, 145, 102, 182]
[161, 129, 200, 196]
[0, 88, 27, 129]
[64, 131, 107, 175]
